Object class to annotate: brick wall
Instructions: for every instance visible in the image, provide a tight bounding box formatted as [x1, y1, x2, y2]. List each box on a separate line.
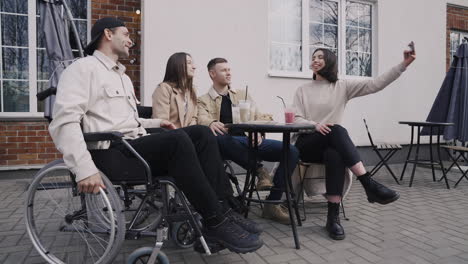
[92, 0, 142, 97]
[0, 121, 61, 167]
[0, 0, 142, 169]
[447, 5, 468, 71]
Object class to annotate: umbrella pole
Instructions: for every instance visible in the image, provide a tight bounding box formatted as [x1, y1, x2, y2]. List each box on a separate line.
[61, 0, 84, 58]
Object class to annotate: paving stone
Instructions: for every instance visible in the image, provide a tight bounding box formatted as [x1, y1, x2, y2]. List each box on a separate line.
[1, 164, 467, 264]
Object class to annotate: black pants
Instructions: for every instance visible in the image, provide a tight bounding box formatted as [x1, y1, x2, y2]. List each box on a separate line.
[112, 125, 233, 218]
[295, 125, 361, 196]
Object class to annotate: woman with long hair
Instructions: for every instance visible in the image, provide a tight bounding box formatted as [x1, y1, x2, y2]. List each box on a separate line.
[152, 52, 198, 128]
[294, 47, 416, 240]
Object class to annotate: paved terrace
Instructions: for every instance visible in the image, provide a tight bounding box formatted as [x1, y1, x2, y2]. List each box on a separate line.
[0, 164, 468, 264]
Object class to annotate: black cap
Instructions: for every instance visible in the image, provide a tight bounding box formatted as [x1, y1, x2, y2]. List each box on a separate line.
[84, 17, 126, 55]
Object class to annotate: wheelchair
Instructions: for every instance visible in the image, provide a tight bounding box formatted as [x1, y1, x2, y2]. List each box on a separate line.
[24, 107, 212, 264]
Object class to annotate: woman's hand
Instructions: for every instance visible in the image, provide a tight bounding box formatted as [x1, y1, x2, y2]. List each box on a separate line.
[316, 123, 334, 135]
[403, 49, 416, 68]
[160, 120, 176, 130]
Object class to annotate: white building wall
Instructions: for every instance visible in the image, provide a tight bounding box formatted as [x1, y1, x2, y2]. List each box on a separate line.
[142, 0, 468, 145]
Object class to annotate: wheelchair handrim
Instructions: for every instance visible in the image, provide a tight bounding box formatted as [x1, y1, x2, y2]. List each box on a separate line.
[25, 164, 116, 264]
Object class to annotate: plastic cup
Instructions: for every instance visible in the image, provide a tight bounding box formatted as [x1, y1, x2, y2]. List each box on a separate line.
[232, 104, 241, 124]
[238, 100, 251, 122]
[284, 105, 295, 124]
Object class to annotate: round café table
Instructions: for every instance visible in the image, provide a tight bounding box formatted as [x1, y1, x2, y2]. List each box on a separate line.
[225, 122, 314, 249]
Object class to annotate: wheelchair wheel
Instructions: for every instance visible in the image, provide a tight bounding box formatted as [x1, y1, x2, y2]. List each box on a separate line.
[88, 185, 163, 232]
[25, 161, 125, 264]
[171, 221, 196, 249]
[126, 247, 169, 264]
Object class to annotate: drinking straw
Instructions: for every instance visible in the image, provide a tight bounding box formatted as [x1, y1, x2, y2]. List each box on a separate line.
[245, 85, 248, 101]
[277, 96, 286, 108]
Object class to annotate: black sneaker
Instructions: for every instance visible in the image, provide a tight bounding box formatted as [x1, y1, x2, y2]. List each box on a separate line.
[193, 237, 226, 254]
[224, 209, 263, 234]
[204, 218, 263, 254]
[359, 174, 400, 204]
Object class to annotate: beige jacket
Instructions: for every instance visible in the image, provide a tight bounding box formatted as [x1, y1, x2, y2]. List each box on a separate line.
[48, 50, 162, 183]
[197, 86, 270, 126]
[152, 82, 197, 128]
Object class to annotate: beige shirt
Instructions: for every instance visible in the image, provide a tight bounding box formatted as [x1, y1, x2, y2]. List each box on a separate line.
[197, 86, 270, 126]
[49, 50, 162, 183]
[293, 62, 407, 126]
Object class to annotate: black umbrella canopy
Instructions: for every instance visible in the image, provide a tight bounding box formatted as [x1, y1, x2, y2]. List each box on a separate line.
[37, 0, 83, 120]
[424, 43, 468, 142]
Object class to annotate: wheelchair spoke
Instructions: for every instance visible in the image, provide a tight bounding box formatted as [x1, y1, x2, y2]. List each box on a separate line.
[39, 183, 69, 217]
[71, 222, 100, 263]
[78, 221, 110, 251]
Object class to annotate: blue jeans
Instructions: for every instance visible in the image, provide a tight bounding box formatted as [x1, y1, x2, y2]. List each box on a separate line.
[216, 134, 299, 199]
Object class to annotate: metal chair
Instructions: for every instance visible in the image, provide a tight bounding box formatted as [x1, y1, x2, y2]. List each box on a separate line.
[363, 119, 401, 184]
[441, 144, 468, 187]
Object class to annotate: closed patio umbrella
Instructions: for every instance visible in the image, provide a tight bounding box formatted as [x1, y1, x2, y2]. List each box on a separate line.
[36, 0, 83, 120]
[424, 42, 468, 142]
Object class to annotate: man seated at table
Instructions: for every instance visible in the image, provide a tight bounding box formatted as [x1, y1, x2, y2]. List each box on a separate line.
[197, 57, 300, 225]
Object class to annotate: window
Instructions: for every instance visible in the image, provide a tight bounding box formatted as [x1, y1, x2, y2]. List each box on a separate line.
[0, 0, 89, 115]
[269, 0, 374, 78]
[449, 30, 468, 65]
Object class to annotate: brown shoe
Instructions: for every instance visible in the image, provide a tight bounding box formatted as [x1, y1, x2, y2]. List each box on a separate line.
[262, 204, 291, 225]
[256, 167, 273, 191]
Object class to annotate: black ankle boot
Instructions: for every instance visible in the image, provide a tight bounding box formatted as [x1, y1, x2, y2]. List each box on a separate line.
[358, 173, 400, 204]
[326, 202, 345, 240]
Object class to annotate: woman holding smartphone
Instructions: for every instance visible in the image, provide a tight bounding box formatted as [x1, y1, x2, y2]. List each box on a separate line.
[293, 46, 416, 240]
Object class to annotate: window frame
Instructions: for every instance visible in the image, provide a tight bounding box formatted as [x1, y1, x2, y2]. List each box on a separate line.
[0, 0, 90, 118]
[449, 29, 468, 65]
[268, 0, 377, 80]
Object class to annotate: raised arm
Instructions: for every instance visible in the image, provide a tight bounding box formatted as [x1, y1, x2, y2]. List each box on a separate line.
[346, 48, 416, 100]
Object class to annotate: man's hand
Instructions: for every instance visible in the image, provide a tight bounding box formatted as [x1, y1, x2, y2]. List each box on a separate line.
[316, 123, 333, 135]
[78, 172, 106, 194]
[160, 120, 176, 130]
[209, 121, 227, 135]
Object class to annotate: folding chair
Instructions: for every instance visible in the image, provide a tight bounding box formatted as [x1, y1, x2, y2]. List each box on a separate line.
[363, 119, 401, 184]
[441, 144, 468, 187]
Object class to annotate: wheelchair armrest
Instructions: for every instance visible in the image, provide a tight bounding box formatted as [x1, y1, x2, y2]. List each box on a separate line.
[83, 131, 124, 142]
[145, 128, 168, 134]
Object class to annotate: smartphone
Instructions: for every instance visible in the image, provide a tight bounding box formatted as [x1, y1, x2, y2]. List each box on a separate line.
[408, 41, 415, 53]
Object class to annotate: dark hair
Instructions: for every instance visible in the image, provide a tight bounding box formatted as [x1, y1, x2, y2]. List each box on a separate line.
[207, 57, 228, 71]
[312, 48, 338, 82]
[163, 52, 196, 102]
[96, 27, 118, 51]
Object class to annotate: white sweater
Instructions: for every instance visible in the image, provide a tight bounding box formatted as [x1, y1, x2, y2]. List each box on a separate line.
[293, 62, 407, 126]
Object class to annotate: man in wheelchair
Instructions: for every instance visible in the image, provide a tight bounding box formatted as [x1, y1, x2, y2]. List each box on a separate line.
[48, 17, 263, 254]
